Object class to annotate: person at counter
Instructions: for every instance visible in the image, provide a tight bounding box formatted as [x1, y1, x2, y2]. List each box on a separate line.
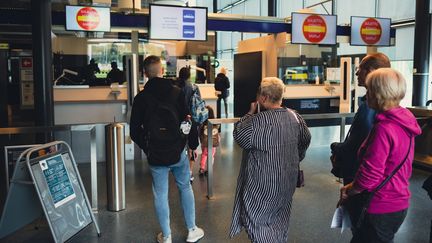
[81, 58, 100, 85]
[214, 67, 230, 118]
[330, 53, 390, 185]
[107, 62, 125, 85]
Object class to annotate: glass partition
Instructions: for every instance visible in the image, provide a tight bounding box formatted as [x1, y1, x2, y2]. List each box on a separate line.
[277, 42, 336, 85]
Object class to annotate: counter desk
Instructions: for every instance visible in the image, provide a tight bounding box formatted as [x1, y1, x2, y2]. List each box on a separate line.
[408, 106, 432, 168]
[54, 85, 128, 125]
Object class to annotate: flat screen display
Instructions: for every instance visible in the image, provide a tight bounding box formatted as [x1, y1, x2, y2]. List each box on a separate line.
[65, 5, 111, 32]
[291, 13, 337, 45]
[350, 16, 391, 46]
[149, 4, 208, 41]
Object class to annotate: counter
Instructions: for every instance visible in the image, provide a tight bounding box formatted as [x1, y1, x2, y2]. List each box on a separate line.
[53, 84, 218, 124]
[408, 106, 432, 168]
[283, 84, 342, 99]
[54, 85, 128, 125]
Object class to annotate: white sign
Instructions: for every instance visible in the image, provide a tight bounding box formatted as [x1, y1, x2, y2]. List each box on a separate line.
[150, 5, 207, 41]
[291, 13, 337, 45]
[20, 70, 33, 81]
[66, 6, 111, 32]
[326, 67, 341, 81]
[351, 16, 391, 46]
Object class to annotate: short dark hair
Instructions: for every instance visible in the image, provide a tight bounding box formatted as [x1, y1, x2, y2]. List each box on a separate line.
[143, 55, 161, 78]
[179, 67, 191, 81]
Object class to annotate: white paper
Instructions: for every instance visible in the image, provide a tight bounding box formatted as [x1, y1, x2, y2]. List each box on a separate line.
[331, 206, 352, 233]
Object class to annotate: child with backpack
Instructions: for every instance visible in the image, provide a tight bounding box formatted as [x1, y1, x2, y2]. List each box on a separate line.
[199, 106, 220, 176]
[174, 67, 208, 182]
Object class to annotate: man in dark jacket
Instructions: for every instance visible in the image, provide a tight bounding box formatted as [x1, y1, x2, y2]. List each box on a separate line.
[106, 62, 125, 84]
[129, 55, 204, 243]
[330, 53, 390, 185]
[214, 67, 230, 118]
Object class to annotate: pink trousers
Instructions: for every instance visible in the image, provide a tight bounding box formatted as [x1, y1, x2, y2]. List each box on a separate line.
[200, 147, 216, 170]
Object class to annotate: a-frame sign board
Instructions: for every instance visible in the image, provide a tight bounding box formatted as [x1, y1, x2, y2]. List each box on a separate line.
[0, 141, 100, 242]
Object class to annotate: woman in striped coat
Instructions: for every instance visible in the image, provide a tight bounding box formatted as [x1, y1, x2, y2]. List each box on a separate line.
[229, 77, 311, 243]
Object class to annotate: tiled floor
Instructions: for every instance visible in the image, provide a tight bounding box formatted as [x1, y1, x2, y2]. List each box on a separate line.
[1, 125, 431, 243]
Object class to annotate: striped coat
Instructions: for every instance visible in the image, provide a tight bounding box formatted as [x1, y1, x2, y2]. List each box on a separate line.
[229, 108, 311, 243]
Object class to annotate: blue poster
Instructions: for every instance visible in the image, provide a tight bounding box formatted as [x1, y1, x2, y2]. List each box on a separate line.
[40, 154, 76, 208]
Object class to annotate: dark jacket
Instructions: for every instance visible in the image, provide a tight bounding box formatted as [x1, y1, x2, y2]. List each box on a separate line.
[331, 96, 376, 182]
[129, 77, 187, 165]
[214, 73, 230, 98]
[107, 68, 125, 84]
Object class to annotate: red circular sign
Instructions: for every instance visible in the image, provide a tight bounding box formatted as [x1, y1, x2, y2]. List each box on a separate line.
[360, 18, 382, 45]
[302, 15, 327, 43]
[76, 7, 100, 30]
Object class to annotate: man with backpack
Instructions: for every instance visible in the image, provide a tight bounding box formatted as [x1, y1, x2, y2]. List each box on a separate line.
[130, 55, 204, 243]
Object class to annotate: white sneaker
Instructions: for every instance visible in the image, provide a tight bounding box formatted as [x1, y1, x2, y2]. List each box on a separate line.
[157, 232, 172, 243]
[186, 226, 204, 242]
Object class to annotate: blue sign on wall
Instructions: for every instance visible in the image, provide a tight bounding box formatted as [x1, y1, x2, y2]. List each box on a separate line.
[183, 25, 195, 38]
[183, 10, 195, 23]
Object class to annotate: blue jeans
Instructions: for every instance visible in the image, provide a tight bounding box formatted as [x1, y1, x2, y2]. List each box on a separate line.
[149, 151, 196, 237]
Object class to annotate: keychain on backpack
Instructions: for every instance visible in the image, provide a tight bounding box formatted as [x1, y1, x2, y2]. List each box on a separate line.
[180, 115, 192, 135]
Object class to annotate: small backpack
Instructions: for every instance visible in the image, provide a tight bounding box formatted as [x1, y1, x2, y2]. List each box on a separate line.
[190, 85, 208, 124]
[146, 89, 185, 165]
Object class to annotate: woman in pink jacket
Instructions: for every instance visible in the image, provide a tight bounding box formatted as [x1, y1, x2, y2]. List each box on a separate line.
[340, 68, 421, 243]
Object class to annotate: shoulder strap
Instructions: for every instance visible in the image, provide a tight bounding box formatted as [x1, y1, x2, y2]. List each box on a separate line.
[359, 128, 412, 195]
[372, 137, 412, 193]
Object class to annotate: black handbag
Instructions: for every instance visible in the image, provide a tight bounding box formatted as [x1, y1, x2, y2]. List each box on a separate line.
[297, 168, 305, 188]
[344, 134, 412, 229]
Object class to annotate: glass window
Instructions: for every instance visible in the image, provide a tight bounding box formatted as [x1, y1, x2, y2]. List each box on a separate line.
[379, 26, 414, 61]
[379, 0, 415, 21]
[260, 0, 268, 16]
[278, 1, 303, 18]
[336, 0, 376, 25]
[245, 0, 260, 16]
[196, 0, 213, 13]
[231, 4, 244, 14]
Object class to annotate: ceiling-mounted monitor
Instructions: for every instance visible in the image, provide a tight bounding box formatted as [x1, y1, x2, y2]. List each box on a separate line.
[350, 16, 391, 46]
[65, 5, 111, 32]
[149, 4, 208, 41]
[291, 12, 337, 45]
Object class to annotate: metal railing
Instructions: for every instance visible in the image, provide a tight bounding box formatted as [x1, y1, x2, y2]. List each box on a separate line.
[205, 113, 356, 199]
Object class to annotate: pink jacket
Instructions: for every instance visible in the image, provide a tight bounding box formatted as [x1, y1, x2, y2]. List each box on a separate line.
[353, 107, 421, 214]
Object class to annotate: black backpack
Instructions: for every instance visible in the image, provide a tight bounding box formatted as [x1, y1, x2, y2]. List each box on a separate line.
[146, 88, 185, 166]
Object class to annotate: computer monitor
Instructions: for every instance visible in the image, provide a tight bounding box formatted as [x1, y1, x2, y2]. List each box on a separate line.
[149, 4, 208, 41]
[291, 12, 337, 45]
[350, 16, 391, 46]
[65, 5, 111, 32]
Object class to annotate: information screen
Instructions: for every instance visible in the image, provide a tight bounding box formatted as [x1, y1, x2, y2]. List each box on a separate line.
[65, 5, 111, 32]
[350, 16, 391, 46]
[30, 152, 92, 242]
[149, 4, 208, 41]
[39, 154, 76, 208]
[291, 13, 337, 45]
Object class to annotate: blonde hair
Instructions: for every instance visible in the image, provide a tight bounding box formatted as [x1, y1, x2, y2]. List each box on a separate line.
[366, 68, 406, 111]
[259, 77, 285, 104]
